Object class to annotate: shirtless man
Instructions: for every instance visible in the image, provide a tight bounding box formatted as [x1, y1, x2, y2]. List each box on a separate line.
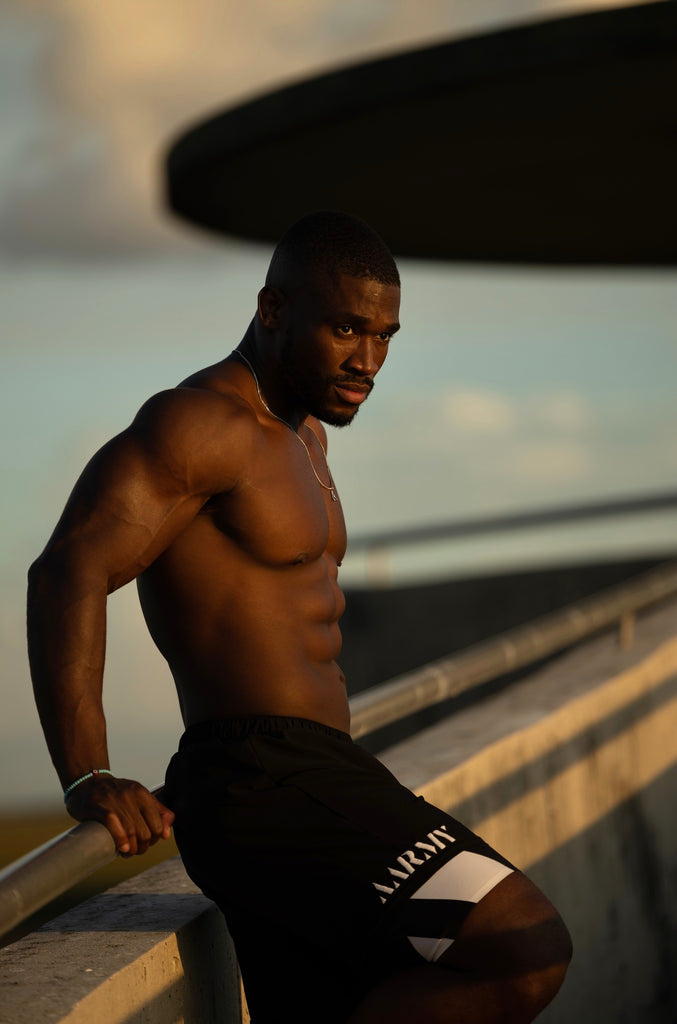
[28, 212, 571, 1023]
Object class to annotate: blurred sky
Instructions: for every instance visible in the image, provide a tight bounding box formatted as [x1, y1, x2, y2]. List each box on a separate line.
[2, 0, 675, 808]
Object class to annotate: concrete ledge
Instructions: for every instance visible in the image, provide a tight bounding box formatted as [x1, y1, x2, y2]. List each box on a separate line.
[382, 597, 677, 1023]
[382, 597, 677, 862]
[0, 858, 246, 1024]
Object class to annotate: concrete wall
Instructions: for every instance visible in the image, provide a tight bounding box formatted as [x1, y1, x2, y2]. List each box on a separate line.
[2, 597, 676, 1023]
[341, 556, 671, 694]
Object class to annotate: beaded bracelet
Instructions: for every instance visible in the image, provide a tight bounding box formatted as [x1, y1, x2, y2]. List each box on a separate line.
[63, 768, 113, 802]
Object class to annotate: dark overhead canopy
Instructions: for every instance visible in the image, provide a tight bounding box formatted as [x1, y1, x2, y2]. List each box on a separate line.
[166, 2, 677, 265]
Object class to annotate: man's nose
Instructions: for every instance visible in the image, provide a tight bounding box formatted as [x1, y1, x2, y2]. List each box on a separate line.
[345, 337, 382, 377]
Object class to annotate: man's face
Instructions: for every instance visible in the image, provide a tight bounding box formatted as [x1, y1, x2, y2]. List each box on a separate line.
[280, 273, 401, 427]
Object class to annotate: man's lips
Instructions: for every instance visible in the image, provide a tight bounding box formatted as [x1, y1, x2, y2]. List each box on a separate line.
[333, 380, 373, 405]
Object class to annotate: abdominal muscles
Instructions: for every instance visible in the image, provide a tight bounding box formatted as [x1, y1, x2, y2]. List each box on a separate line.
[137, 544, 350, 729]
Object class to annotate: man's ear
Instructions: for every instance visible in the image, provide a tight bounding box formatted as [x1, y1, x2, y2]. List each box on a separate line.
[258, 286, 286, 329]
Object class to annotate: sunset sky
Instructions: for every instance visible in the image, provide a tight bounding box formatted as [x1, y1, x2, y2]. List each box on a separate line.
[2, 0, 675, 807]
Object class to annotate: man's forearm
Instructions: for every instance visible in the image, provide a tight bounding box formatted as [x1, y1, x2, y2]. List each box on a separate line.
[27, 551, 111, 789]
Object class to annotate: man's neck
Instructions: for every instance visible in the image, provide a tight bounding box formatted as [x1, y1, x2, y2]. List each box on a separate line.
[235, 327, 305, 432]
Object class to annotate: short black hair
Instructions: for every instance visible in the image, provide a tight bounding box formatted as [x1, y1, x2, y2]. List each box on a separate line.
[266, 211, 400, 290]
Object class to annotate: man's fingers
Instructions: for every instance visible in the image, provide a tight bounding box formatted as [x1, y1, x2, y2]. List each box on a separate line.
[108, 808, 153, 856]
[157, 802, 176, 840]
[104, 811, 134, 855]
[160, 809, 175, 840]
[138, 795, 174, 846]
[112, 793, 174, 855]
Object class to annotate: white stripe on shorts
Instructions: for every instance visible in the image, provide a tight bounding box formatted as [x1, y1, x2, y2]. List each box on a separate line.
[407, 851, 514, 962]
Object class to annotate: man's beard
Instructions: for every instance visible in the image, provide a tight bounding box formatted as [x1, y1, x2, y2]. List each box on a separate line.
[280, 332, 370, 427]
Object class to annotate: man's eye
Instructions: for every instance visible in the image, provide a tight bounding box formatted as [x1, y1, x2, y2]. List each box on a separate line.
[338, 325, 353, 335]
[378, 332, 391, 342]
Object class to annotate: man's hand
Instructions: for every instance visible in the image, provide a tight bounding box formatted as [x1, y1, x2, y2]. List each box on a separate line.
[65, 775, 175, 856]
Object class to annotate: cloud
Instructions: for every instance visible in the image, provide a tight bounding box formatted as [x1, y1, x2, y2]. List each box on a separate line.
[440, 386, 592, 439]
[527, 391, 591, 433]
[333, 382, 603, 533]
[439, 387, 596, 486]
[443, 389, 517, 434]
[507, 437, 593, 482]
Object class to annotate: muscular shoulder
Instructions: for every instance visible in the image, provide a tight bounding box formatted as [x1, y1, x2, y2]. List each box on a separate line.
[128, 384, 258, 498]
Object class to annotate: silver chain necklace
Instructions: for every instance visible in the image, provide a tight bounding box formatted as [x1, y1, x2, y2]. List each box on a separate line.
[233, 350, 338, 502]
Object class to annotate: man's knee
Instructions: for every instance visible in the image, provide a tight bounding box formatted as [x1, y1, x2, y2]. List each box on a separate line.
[500, 884, 572, 1016]
[441, 870, 572, 1009]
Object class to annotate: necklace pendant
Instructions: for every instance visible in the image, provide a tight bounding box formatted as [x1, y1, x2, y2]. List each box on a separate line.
[330, 488, 338, 502]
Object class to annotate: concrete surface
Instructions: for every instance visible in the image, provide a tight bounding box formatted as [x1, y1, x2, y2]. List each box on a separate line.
[0, 858, 246, 1024]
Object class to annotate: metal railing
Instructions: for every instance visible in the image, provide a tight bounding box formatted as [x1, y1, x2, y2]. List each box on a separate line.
[347, 489, 677, 583]
[350, 558, 677, 737]
[348, 488, 677, 553]
[0, 819, 116, 942]
[2, 558, 677, 943]
[0, 784, 165, 943]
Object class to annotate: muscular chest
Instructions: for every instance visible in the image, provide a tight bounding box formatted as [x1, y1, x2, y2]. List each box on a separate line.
[202, 430, 347, 567]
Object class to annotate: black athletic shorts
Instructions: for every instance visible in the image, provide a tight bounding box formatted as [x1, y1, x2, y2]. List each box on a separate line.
[164, 716, 514, 1023]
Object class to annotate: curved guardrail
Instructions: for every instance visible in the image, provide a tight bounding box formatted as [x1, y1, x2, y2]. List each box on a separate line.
[2, 559, 677, 942]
